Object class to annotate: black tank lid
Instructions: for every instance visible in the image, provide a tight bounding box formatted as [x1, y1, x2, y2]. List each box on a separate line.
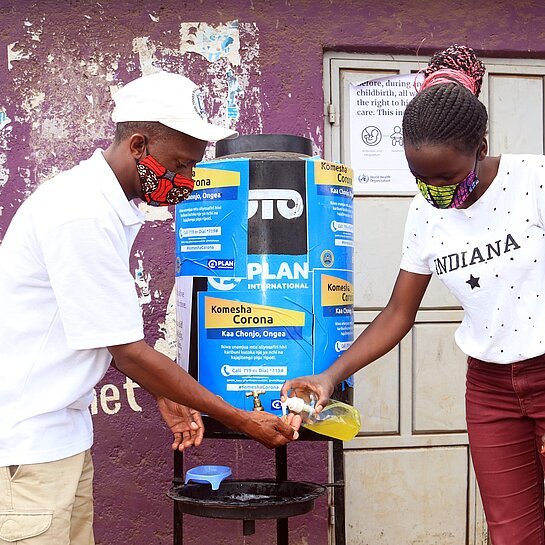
[215, 134, 313, 158]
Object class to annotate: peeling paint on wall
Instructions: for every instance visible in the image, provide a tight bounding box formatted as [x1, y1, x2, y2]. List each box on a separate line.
[7, 41, 31, 70]
[226, 69, 240, 120]
[0, 109, 11, 198]
[134, 252, 152, 305]
[4, 16, 122, 190]
[153, 286, 177, 359]
[21, 90, 46, 130]
[132, 36, 159, 77]
[138, 202, 173, 222]
[125, 19, 262, 226]
[179, 21, 241, 65]
[310, 125, 323, 156]
[17, 167, 31, 195]
[130, 20, 260, 136]
[0, 155, 8, 189]
[0, 110, 10, 131]
[23, 18, 44, 42]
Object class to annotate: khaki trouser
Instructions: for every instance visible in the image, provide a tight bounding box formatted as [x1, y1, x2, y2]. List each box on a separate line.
[0, 450, 94, 545]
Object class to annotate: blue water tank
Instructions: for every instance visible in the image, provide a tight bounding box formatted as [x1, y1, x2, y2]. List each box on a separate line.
[175, 134, 354, 414]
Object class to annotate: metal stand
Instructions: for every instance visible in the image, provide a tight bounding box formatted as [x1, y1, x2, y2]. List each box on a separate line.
[172, 417, 346, 545]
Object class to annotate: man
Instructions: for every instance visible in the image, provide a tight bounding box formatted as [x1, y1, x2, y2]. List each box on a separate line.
[0, 71, 299, 545]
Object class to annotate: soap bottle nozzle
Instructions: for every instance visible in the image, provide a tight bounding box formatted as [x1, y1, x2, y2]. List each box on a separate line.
[283, 396, 315, 418]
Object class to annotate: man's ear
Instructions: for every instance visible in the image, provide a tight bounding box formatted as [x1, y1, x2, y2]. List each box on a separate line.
[128, 133, 147, 160]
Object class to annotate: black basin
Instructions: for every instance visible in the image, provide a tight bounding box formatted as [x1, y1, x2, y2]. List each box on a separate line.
[169, 479, 326, 523]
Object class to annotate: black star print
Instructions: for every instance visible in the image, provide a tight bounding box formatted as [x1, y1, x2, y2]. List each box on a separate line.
[466, 275, 480, 290]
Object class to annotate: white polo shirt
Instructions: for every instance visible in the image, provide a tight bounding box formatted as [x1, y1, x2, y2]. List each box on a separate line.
[0, 149, 145, 465]
[401, 154, 545, 364]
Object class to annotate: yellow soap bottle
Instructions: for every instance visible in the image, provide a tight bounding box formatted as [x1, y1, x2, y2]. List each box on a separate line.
[284, 396, 361, 441]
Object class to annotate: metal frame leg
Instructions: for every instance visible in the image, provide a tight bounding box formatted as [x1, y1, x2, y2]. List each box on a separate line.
[332, 440, 346, 545]
[276, 445, 289, 545]
[174, 450, 184, 545]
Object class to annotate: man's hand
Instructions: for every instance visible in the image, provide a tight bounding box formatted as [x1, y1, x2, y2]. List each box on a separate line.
[280, 373, 336, 414]
[156, 397, 204, 451]
[109, 342, 299, 448]
[241, 410, 301, 449]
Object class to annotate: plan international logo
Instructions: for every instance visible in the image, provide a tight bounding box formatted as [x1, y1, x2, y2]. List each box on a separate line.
[208, 259, 235, 270]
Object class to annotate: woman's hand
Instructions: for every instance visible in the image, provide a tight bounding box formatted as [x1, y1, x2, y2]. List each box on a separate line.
[280, 373, 336, 414]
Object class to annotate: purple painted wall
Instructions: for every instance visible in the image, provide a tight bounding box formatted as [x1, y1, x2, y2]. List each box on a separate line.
[2, 1, 545, 544]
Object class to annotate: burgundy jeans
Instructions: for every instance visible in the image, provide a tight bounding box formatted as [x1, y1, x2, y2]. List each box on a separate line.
[466, 354, 545, 545]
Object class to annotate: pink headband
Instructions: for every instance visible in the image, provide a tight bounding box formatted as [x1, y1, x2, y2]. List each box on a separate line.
[418, 68, 478, 95]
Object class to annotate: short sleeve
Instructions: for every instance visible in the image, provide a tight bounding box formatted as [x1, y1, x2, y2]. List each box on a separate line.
[41, 218, 144, 350]
[399, 196, 433, 275]
[534, 156, 545, 228]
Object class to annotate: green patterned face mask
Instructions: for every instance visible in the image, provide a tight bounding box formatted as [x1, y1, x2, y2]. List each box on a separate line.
[415, 155, 479, 209]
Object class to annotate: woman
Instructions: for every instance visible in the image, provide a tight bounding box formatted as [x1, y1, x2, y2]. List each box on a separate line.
[281, 44, 545, 545]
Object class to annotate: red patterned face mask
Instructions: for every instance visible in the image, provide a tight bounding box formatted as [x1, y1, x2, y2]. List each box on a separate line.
[136, 154, 194, 207]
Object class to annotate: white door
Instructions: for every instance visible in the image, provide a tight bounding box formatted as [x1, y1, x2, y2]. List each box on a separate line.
[324, 52, 545, 545]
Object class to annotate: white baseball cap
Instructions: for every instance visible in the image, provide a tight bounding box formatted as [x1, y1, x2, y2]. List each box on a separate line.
[111, 71, 238, 142]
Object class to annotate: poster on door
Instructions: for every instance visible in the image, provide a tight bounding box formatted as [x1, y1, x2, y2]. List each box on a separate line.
[349, 72, 424, 194]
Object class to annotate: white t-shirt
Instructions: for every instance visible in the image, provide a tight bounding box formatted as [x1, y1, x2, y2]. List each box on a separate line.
[400, 154, 545, 364]
[0, 149, 145, 465]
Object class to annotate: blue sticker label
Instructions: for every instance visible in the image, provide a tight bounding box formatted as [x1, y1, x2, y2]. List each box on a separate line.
[175, 159, 249, 278]
[306, 157, 354, 273]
